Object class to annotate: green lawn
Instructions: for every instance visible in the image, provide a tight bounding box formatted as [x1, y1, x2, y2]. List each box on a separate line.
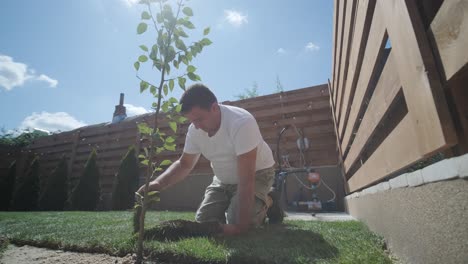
[0, 211, 393, 263]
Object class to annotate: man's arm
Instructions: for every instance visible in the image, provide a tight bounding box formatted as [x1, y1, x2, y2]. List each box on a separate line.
[223, 147, 257, 235]
[137, 152, 200, 193]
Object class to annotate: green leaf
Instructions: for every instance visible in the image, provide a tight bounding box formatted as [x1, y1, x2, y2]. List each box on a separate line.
[138, 55, 148, 62]
[138, 154, 146, 159]
[160, 159, 172, 166]
[140, 45, 148, 52]
[201, 38, 212, 46]
[169, 97, 178, 104]
[181, 19, 195, 29]
[169, 121, 177, 133]
[187, 72, 197, 81]
[164, 143, 176, 151]
[173, 60, 179, 69]
[165, 137, 175, 143]
[141, 11, 151, 20]
[150, 85, 156, 96]
[169, 79, 174, 91]
[138, 123, 152, 134]
[175, 104, 182, 113]
[187, 65, 196, 73]
[182, 7, 193, 16]
[148, 191, 160, 197]
[175, 39, 187, 51]
[176, 27, 188, 38]
[186, 51, 193, 62]
[178, 116, 187, 123]
[149, 47, 157, 61]
[141, 159, 149, 166]
[137, 23, 147, 34]
[154, 59, 163, 71]
[140, 80, 149, 93]
[203, 27, 210, 36]
[134, 61, 140, 71]
[181, 55, 189, 65]
[163, 84, 168, 96]
[148, 196, 160, 203]
[178, 77, 186, 90]
[156, 13, 163, 23]
[161, 101, 170, 112]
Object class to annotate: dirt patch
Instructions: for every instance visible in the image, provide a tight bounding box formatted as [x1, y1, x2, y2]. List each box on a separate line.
[0, 244, 135, 264]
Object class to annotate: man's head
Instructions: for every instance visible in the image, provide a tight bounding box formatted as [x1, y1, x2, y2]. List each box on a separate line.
[180, 83, 221, 135]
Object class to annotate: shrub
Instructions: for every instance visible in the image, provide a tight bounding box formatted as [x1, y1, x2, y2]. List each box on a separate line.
[0, 161, 17, 210]
[111, 146, 140, 210]
[11, 157, 40, 211]
[38, 156, 69, 211]
[70, 150, 101, 211]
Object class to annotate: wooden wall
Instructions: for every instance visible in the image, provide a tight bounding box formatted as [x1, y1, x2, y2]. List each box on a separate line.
[331, 0, 468, 192]
[2, 84, 338, 202]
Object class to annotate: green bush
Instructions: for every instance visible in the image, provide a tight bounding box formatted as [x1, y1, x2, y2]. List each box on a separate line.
[11, 157, 40, 211]
[0, 161, 17, 210]
[111, 146, 140, 210]
[38, 156, 69, 211]
[70, 150, 101, 211]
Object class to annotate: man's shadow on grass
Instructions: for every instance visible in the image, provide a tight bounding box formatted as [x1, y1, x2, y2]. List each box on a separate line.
[145, 222, 338, 264]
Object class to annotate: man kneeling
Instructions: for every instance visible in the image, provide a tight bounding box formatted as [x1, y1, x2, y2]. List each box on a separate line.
[138, 83, 275, 235]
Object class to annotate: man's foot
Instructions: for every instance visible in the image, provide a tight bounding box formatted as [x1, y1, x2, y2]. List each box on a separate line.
[266, 189, 284, 224]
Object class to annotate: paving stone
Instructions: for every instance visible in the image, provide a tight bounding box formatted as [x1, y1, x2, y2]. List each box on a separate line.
[389, 173, 409, 189]
[453, 153, 468, 178]
[407, 170, 424, 187]
[421, 158, 458, 184]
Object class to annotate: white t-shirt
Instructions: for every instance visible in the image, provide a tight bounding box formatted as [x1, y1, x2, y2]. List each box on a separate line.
[183, 104, 275, 184]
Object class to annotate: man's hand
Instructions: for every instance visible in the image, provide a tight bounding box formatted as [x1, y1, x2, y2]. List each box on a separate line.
[137, 180, 161, 195]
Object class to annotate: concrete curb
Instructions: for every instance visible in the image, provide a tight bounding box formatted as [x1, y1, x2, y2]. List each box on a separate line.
[345, 153, 468, 200]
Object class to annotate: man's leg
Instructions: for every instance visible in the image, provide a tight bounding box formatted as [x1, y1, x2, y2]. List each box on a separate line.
[226, 167, 275, 226]
[195, 178, 230, 223]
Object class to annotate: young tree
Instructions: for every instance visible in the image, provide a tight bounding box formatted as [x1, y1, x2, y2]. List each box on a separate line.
[11, 157, 40, 211]
[133, 0, 211, 262]
[0, 161, 17, 211]
[38, 156, 69, 211]
[235, 81, 259, 100]
[111, 146, 139, 210]
[275, 74, 284, 93]
[70, 150, 101, 211]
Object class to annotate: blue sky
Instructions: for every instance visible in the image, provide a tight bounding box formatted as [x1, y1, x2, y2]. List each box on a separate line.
[0, 0, 333, 133]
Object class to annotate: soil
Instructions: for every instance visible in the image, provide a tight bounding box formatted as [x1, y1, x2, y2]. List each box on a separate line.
[0, 244, 136, 264]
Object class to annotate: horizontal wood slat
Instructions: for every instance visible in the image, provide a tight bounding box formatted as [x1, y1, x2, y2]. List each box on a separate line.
[344, 53, 401, 172]
[340, 6, 387, 152]
[430, 0, 468, 80]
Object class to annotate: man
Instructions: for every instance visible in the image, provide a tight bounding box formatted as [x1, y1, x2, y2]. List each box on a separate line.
[138, 83, 275, 235]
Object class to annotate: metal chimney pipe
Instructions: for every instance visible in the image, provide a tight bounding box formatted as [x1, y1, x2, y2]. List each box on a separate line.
[119, 93, 124, 106]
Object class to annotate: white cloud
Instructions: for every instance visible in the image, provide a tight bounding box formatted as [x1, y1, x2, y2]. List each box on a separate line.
[224, 10, 248, 27]
[0, 54, 58, 91]
[124, 104, 149, 116]
[121, 0, 139, 7]
[305, 42, 320, 52]
[277, 48, 286, 54]
[19, 112, 86, 133]
[37, 74, 58, 88]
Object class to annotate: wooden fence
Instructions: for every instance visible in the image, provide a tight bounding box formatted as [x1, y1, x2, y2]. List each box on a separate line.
[5, 84, 337, 199]
[331, 0, 468, 193]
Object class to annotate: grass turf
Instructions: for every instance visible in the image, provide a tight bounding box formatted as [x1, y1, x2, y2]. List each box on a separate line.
[0, 211, 393, 263]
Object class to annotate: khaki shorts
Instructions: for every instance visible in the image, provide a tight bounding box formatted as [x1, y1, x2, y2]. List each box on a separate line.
[195, 167, 275, 226]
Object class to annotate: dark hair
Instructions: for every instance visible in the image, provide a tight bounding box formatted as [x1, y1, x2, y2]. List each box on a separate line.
[180, 83, 217, 113]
